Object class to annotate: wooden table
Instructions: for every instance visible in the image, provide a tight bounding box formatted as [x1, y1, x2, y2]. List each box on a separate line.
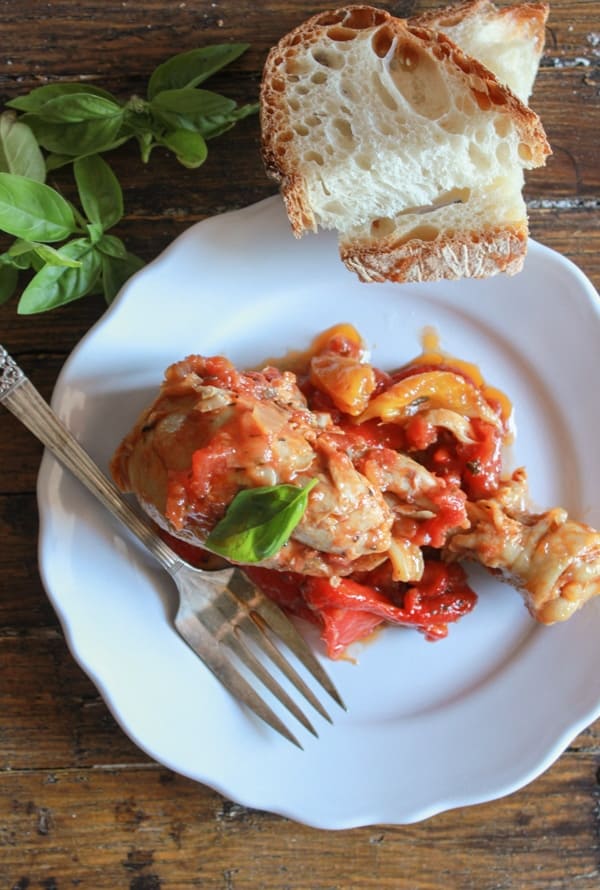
[1, 1, 599, 886]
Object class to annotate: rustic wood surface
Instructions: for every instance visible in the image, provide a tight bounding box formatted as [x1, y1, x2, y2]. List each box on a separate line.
[1, 0, 599, 887]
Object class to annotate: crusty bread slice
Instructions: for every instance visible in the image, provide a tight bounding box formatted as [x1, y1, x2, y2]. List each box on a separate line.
[260, 4, 551, 283]
[413, 0, 549, 103]
[341, 171, 529, 281]
[341, 0, 550, 282]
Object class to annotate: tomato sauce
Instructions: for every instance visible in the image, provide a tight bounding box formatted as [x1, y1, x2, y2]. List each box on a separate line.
[163, 323, 511, 659]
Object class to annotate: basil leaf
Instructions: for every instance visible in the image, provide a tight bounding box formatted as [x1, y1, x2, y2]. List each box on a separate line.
[0, 173, 77, 241]
[150, 89, 236, 132]
[101, 251, 144, 304]
[86, 222, 104, 244]
[33, 243, 83, 268]
[147, 44, 250, 100]
[159, 129, 208, 168]
[205, 479, 319, 563]
[0, 239, 56, 272]
[45, 136, 130, 170]
[96, 233, 127, 259]
[74, 154, 123, 230]
[0, 112, 46, 181]
[44, 153, 73, 172]
[7, 238, 37, 258]
[6, 82, 117, 113]
[32, 92, 123, 123]
[8, 239, 83, 268]
[152, 88, 237, 117]
[0, 265, 18, 305]
[18, 238, 102, 313]
[24, 114, 125, 157]
[1, 240, 35, 270]
[196, 101, 260, 139]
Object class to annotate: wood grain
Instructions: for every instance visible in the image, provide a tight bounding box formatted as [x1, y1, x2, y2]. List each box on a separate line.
[1, 1, 600, 887]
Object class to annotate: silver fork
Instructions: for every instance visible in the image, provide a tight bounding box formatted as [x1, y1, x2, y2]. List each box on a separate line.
[0, 345, 345, 748]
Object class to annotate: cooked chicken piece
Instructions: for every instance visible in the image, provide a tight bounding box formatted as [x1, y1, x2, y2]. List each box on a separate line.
[111, 353, 467, 576]
[358, 446, 469, 548]
[446, 468, 600, 622]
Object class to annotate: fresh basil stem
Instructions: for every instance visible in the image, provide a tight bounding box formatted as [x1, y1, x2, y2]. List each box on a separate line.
[205, 479, 320, 563]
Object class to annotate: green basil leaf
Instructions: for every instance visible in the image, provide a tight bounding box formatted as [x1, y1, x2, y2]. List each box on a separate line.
[195, 101, 260, 139]
[6, 83, 117, 113]
[0, 173, 77, 241]
[30, 242, 83, 268]
[17, 238, 102, 314]
[205, 479, 319, 563]
[45, 136, 130, 170]
[147, 44, 250, 100]
[86, 222, 104, 243]
[150, 89, 236, 132]
[74, 154, 123, 230]
[159, 129, 208, 168]
[1, 240, 34, 270]
[0, 112, 46, 181]
[152, 88, 237, 117]
[0, 264, 18, 304]
[101, 251, 145, 304]
[44, 153, 73, 172]
[30, 252, 46, 273]
[5, 238, 82, 269]
[96, 233, 127, 259]
[32, 92, 123, 123]
[24, 114, 124, 157]
[9, 252, 34, 270]
[7, 238, 36, 258]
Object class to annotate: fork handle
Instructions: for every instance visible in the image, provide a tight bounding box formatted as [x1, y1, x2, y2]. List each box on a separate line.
[0, 346, 182, 574]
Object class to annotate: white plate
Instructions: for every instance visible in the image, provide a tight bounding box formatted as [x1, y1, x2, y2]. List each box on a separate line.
[37, 196, 600, 829]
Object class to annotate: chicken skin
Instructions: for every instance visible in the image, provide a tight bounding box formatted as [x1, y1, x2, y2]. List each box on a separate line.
[446, 468, 600, 623]
[111, 352, 467, 578]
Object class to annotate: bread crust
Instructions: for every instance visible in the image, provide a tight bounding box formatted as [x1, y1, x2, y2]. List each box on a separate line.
[340, 221, 528, 283]
[413, 0, 549, 54]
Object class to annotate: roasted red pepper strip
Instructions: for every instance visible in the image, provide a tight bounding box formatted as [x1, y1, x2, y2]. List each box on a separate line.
[244, 566, 316, 625]
[304, 565, 476, 630]
[307, 606, 384, 659]
[246, 561, 477, 658]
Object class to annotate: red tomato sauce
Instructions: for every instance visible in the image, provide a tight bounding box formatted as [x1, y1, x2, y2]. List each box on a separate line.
[160, 325, 510, 659]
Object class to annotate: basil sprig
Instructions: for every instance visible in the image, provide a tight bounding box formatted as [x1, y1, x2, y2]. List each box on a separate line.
[7, 43, 257, 170]
[0, 153, 143, 313]
[0, 43, 258, 313]
[205, 480, 319, 563]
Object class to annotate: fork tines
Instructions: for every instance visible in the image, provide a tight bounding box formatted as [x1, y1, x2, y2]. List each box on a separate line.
[176, 565, 345, 748]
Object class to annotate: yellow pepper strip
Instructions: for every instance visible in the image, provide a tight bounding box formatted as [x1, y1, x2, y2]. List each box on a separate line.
[357, 370, 502, 427]
[310, 322, 364, 356]
[310, 353, 376, 416]
[399, 329, 512, 426]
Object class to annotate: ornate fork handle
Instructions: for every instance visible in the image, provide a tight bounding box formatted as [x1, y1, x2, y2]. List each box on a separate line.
[0, 345, 181, 573]
[2, 345, 346, 744]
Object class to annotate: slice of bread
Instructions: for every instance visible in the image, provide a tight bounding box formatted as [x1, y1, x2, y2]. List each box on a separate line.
[413, 0, 549, 103]
[343, 0, 550, 282]
[260, 4, 551, 283]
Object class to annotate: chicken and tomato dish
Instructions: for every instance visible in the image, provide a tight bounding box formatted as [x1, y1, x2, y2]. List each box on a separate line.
[111, 324, 600, 658]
